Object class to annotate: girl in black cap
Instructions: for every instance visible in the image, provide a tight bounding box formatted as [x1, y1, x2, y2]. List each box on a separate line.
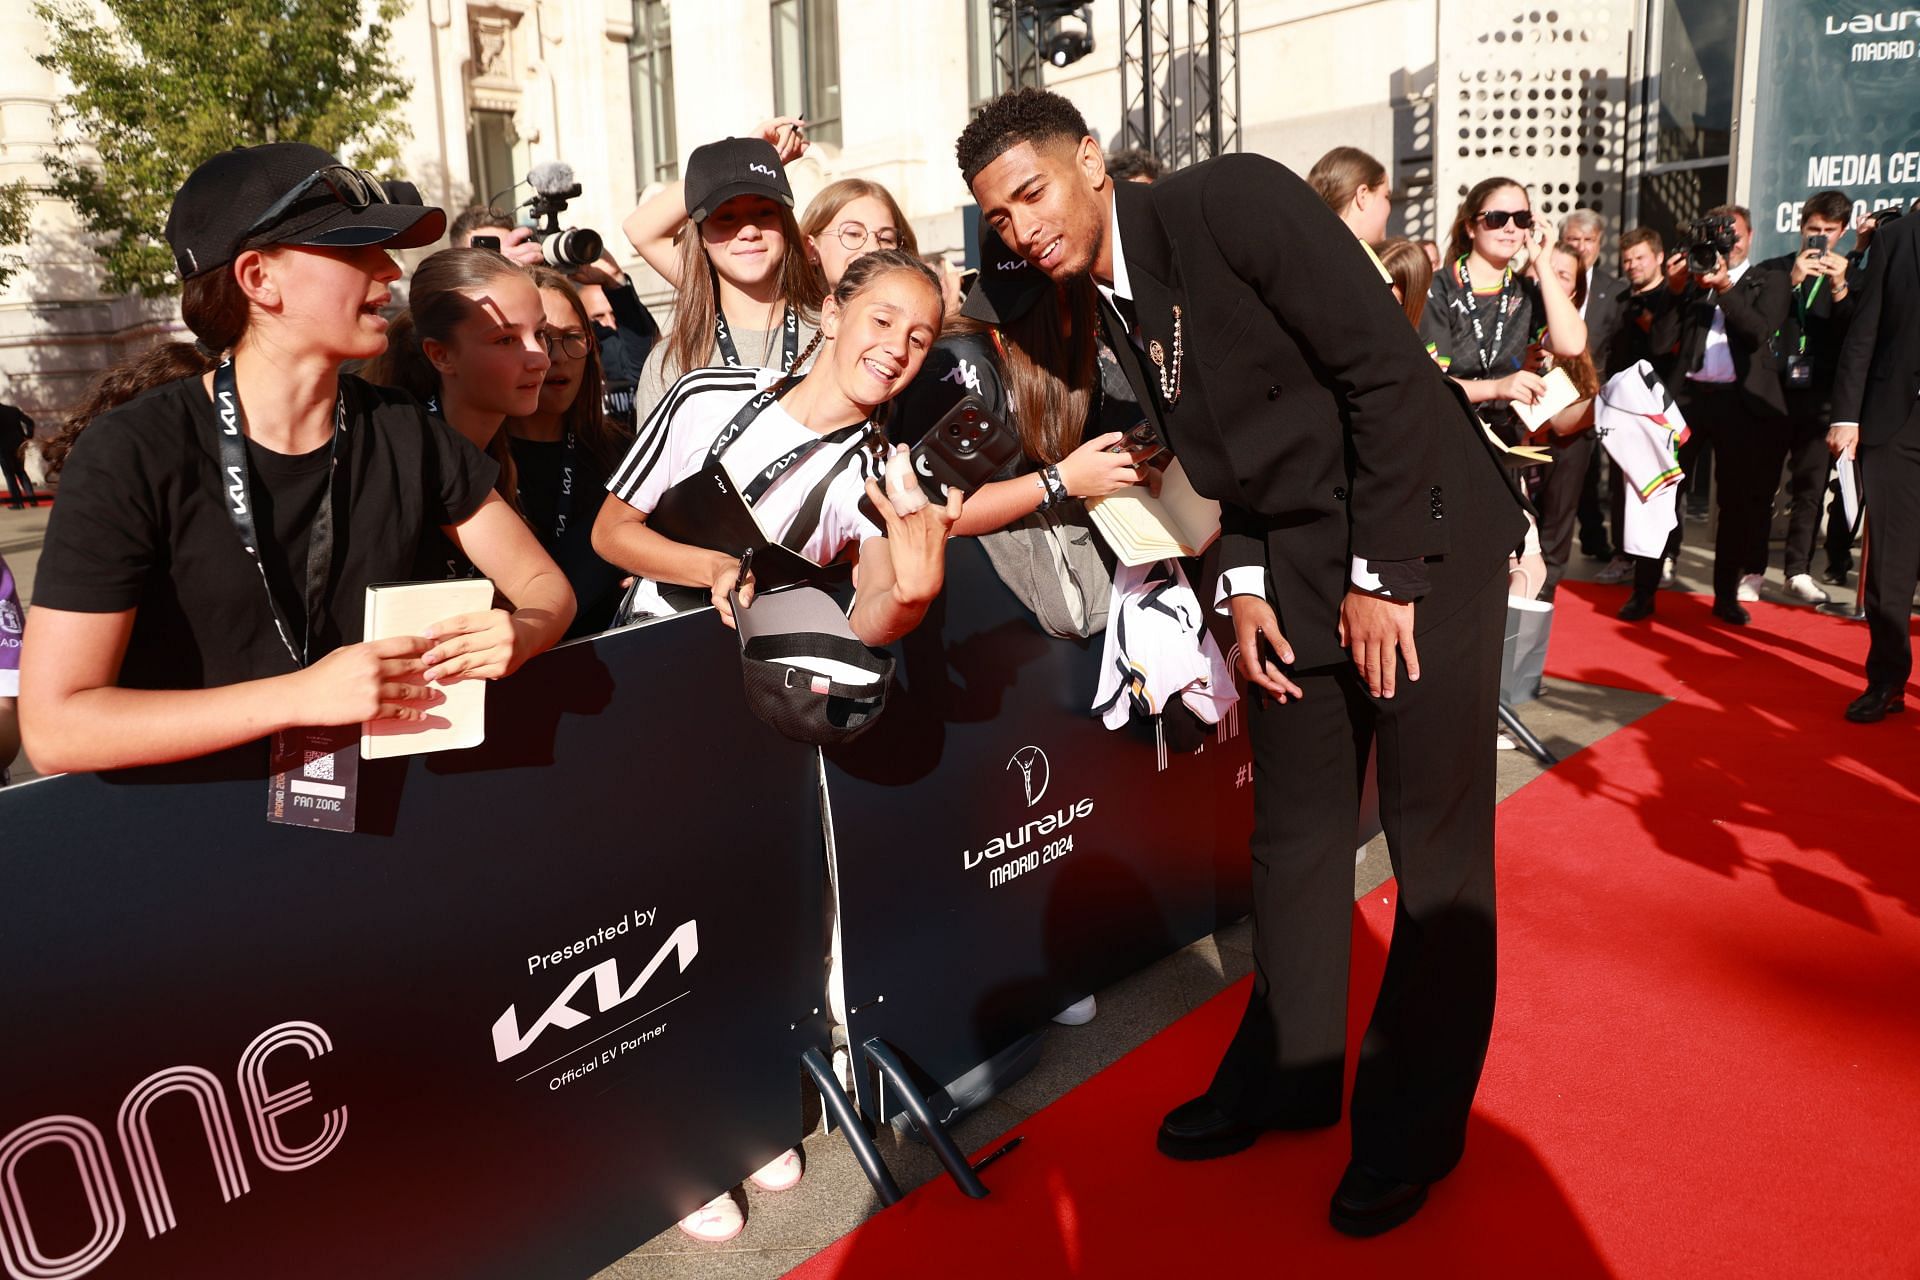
[20, 144, 574, 775]
[620, 123, 820, 424]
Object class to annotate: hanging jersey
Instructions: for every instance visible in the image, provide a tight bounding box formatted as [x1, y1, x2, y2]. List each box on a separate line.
[606, 366, 885, 618]
[1093, 559, 1238, 730]
[1596, 360, 1690, 559]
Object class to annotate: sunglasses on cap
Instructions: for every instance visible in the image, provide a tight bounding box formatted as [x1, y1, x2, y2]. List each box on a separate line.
[239, 165, 391, 244]
[1475, 209, 1535, 231]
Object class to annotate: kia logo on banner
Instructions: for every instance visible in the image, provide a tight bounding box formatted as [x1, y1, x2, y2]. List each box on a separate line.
[1008, 745, 1049, 807]
[492, 920, 699, 1064]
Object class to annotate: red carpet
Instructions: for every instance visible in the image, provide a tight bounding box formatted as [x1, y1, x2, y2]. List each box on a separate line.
[789, 582, 1920, 1279]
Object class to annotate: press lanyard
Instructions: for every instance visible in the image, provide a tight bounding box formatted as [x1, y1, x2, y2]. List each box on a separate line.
[213, 358, 345, 670]
[1456, 255, 1516, 375]
[711, 270, 801, 372]
[708, 378, 876, 508]
[1793, 276, 1824, 355]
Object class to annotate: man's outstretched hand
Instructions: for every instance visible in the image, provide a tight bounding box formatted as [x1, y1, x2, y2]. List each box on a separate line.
[1339, 590, 1420, 699]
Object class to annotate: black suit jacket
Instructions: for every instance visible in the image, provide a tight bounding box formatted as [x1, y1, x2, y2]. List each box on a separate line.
[1098, 158, 1527, 669]
[1650, 262, 1792, 416]
[1831, 211, 1920, 447]
[1583, 267, 1626, 373]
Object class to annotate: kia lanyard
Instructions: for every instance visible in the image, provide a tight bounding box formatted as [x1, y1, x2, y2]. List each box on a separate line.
[213, 358, 361, 833]
[711, 269, 802, 374]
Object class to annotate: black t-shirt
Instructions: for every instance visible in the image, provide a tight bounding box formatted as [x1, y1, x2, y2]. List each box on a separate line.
[1420, 257, 1547, 441]
[508, 433, 626, 637]
[34, 374, 498, 691]
[889, 331, 1106, 477]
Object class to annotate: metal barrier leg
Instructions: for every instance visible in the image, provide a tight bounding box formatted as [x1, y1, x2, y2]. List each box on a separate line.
[801, 1046, 902, 1207]
[1498, 701, 1559, 767]
[863, 1039, 990, 1199]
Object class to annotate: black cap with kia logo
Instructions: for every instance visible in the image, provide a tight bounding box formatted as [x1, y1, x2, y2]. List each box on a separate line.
[683, 138, 796, 224]
[164, 142, 446, 281]
[962, 223, 1050, 325]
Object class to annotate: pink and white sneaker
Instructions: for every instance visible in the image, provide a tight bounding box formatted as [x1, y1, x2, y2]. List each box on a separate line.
[749, 1148, 804, 1193]
[676, 1193, 743, 1243]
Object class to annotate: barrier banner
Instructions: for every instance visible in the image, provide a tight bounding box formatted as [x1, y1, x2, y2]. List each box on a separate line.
[824, 541, 1257, 1119]
[0, 621, 826, 1280]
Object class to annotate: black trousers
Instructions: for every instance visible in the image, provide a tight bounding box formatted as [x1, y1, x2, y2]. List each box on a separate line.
[2, 444, 35, 507]
[1862, 414, 1920, 687]
[1575, 445, 1611, 557]
[1532, 430, 1595, 599]
[1674, 384, 1790, 602]
[1206, 565, 1505, 1183]
[1781, 396, 1836, 579]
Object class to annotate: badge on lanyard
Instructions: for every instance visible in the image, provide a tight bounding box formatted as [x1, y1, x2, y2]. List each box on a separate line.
[212, 357, 360, 832]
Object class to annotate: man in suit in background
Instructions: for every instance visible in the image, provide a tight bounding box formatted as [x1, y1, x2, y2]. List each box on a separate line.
[960, 89, 1527, 1237]
[1565, 210, 1625, 562]
[1828, 208, 1920, 724]
[0, 396, 39, 510]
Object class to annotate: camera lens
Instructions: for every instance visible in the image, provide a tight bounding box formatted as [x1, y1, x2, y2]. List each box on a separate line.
[542, 227, 604, 270]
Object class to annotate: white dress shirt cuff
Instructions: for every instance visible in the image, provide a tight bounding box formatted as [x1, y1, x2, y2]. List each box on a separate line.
[1214, 565, 1268, 615]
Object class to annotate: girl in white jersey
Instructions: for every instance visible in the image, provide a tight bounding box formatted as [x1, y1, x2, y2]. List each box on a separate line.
[595, 249, 959, 648]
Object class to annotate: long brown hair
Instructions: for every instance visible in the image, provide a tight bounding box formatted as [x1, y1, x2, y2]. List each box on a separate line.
[1376, 238, 1434, 328]
[45, 268, 253, 476]
[362, 247, 534, 511]
[951, 280, 1097, 465]
[1447, 176, 1528, 263]
[513, 267, 628, 474]
[662, 202, 815, 386]
[797, 178, 920, 310]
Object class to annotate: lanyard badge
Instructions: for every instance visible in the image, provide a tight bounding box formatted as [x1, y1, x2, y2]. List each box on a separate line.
[213, 357, 360, 832]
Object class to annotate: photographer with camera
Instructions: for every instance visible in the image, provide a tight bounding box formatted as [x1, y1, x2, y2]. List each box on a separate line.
[1756, 191, 1858, 605]
[451, 187, 660, 434]
[1652, 204, 1792, 624]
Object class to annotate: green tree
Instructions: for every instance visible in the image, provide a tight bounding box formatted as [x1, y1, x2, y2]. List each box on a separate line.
[0, 179, 29, 291]
[34, 0, 411, 297]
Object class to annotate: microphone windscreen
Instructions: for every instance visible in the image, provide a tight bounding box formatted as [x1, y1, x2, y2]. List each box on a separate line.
[528, 161, 576, 195]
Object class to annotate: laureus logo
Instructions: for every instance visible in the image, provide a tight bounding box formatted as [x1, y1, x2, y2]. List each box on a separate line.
[1008, 745, 1049, 807]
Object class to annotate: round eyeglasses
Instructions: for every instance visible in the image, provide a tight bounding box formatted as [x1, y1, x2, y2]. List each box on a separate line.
[539, 329, 593, 360]
[835, 222, 901, 252]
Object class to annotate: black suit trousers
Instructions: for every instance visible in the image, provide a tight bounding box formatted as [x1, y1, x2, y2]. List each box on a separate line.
[1676, 384, 1790, 600]
[1206, 563, 1506, 1183]
[1862, 409, 1920, 686]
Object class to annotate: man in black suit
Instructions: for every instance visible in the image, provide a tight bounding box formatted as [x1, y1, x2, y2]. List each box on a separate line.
[1565, 211, 1625, 561]
[1828, 208, 1920, 723]
[1651, 205, 1792, 624]
[959, 90, 1527, 1237]
[0, 398, 39, 510]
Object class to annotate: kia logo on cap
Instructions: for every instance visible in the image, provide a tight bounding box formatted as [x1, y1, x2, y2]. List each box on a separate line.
[1008, 745, 1050, 807]
[749, 163, 777, 177]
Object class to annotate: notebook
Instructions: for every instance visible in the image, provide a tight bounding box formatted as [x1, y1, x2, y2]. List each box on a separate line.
[1088, 458, 1222, 566]
[360, 578, 496, 760]
[1513, 366, 1582, 433]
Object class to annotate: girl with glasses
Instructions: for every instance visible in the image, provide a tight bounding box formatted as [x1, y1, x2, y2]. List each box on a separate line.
[795, 178, 919, 305]
[1420, 177, 1586, 444]
[21, 145, 572, 775]
[501, 268, 636, 636]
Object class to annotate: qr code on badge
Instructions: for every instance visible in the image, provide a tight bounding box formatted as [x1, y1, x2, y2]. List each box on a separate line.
[302, 750, 335, 781]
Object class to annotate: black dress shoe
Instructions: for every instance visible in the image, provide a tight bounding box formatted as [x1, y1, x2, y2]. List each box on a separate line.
[1616, 593, 1656, 622]
[1845, 684, 1907, 724]
[1329, 1163, 1430, 1238]
[1156, 1096, 1260, 1161]
[1820, 568, 1851, 586]
[1711, 599, 1751, 626]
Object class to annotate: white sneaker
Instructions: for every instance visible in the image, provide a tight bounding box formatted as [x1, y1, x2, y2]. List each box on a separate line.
[1052, 995, 1097, 1026]
[749, 1148, 803, 1193]
[1786, 573, 1830, 605]
[1594, 555, 1633, 584]
[1496, 731, 1518, 751]
[1737, 573, 1763, 602]
[1660, 558, 1678, 587]
[677, 1193, 744, 1243]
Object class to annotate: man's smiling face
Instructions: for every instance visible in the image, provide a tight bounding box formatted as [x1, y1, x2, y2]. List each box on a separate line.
[968, 137, 1111, 284]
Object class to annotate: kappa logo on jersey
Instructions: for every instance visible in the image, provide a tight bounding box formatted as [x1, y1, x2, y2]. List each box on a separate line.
[942, 358, 984, 396]
[748, 163, 777, 178]
[0, 597, 21, 637]
[492, 921, 699, 1062]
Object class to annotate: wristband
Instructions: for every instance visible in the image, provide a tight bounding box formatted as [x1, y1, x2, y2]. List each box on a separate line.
[1042, 464, 1068, 507]
[1033, 472, 1053, 508]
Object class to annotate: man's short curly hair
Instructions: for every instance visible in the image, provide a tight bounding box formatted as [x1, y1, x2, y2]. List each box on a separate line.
[956, 88, 1092, 186]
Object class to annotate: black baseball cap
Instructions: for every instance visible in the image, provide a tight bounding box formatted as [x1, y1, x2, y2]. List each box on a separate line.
[961, 223, 1050, 325]
[164, 142, 447, 281]
[683, 138, 795, 224]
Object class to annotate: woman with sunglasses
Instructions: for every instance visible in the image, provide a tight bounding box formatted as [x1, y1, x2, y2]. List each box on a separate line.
[503, 268, 636, 636]
[1420, 177, 1586, 444]
[20, 144, 573, 776]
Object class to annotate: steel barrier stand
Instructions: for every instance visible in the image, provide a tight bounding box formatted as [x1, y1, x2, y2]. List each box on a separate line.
[1498, 701, 1559, 766]
[801, 1046, 902, 1207]
[863, 1039, 991, 1199]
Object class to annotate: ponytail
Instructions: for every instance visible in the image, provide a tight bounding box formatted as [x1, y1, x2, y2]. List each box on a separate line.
[44, 264, 254, 476]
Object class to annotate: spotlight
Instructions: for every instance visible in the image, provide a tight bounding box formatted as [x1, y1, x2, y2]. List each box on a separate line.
[1044, 26, 1094, 67]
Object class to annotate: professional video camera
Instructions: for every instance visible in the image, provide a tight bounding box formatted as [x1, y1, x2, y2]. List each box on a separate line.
[1685, 212, 1739, 276]
[524, 161, 604, 270]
